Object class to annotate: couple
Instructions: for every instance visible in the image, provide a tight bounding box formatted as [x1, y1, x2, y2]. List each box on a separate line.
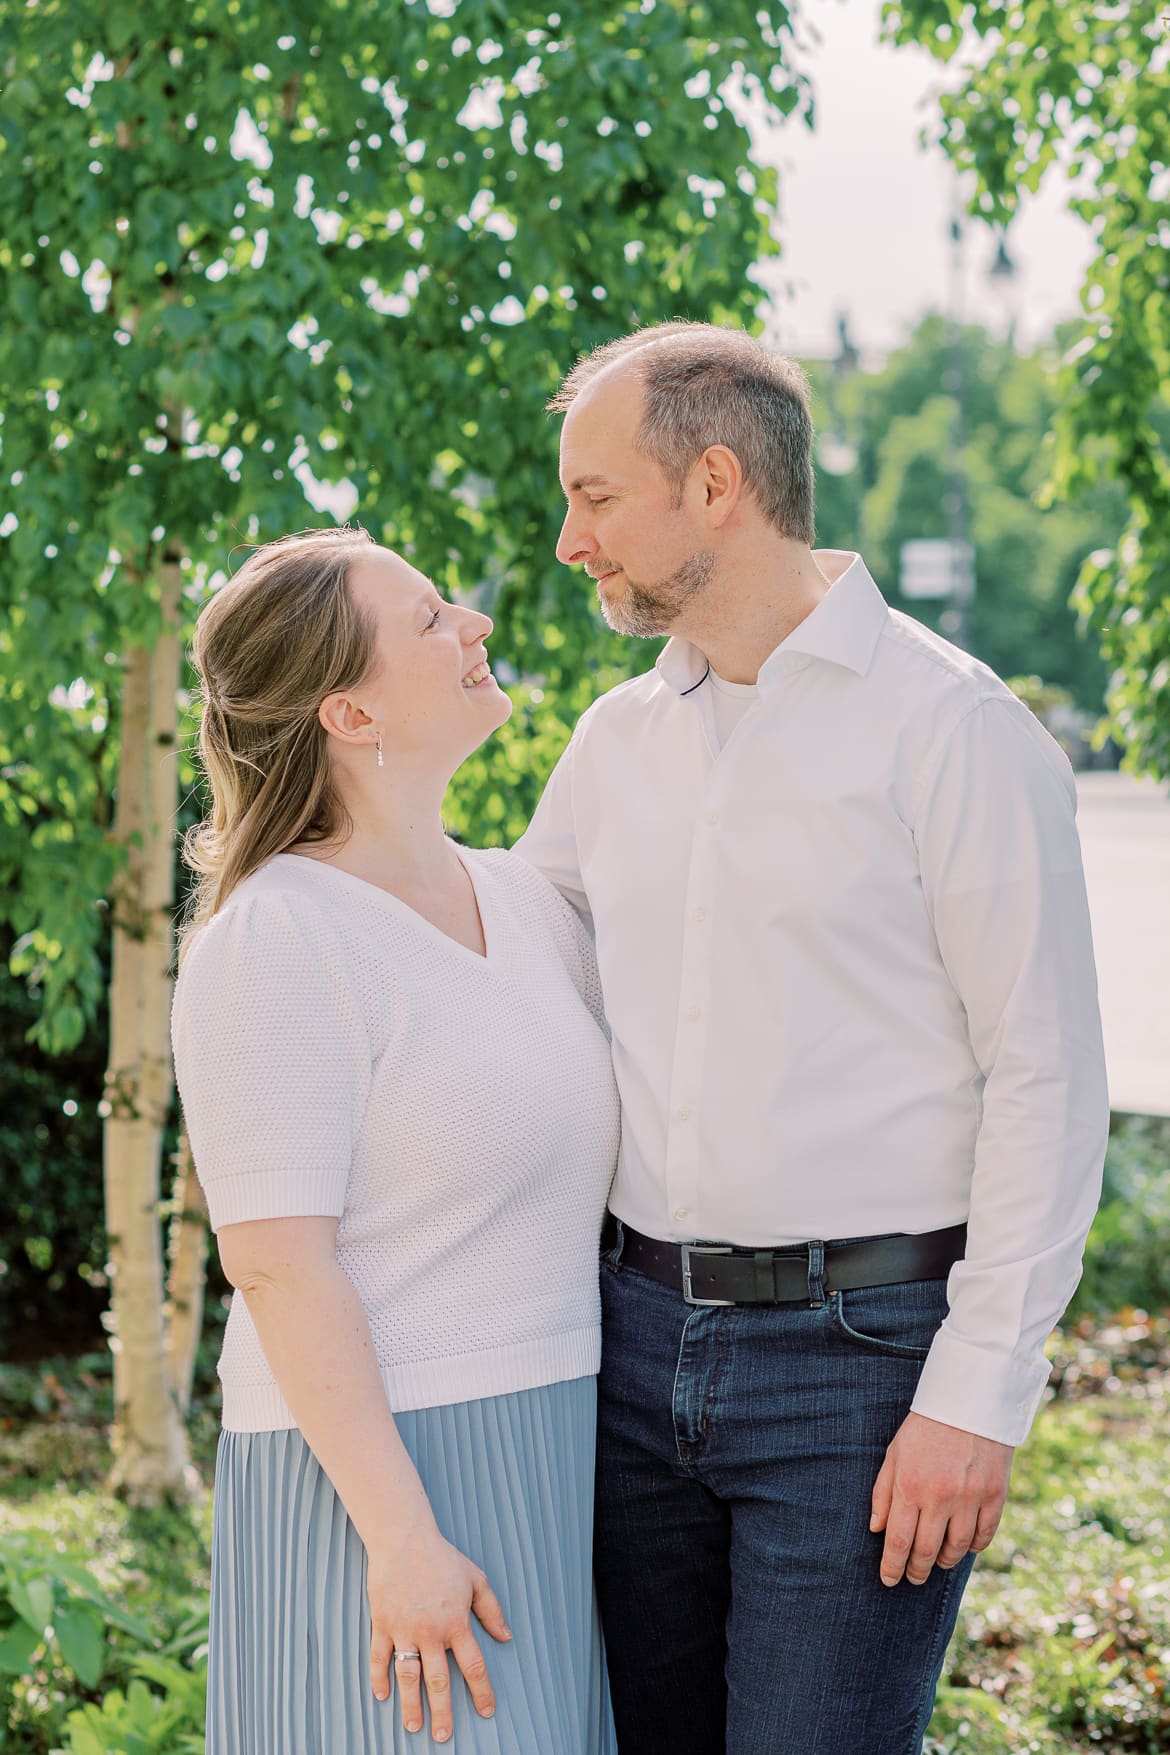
[171, 322, 1108, 1755]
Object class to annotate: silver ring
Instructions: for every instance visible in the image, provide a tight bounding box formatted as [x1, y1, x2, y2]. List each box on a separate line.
[393, 1650, 421, 1663]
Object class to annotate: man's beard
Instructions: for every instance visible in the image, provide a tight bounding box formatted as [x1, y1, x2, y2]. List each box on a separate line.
[595, 549, 715, 638]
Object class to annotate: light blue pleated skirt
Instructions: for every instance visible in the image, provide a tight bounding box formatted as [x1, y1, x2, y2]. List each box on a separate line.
[207, 1375, 617, 1754]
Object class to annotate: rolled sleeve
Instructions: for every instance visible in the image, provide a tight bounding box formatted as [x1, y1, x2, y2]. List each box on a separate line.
[171, 889, 372, 1232]
[910, 696, 1109, 1445]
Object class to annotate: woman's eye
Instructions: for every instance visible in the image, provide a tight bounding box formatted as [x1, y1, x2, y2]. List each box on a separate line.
[425, 608, 441, 630]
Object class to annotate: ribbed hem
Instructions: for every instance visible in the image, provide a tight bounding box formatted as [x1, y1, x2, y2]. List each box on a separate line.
[219, 1326, 602, 1432]
[206, 1170, 348, 1231]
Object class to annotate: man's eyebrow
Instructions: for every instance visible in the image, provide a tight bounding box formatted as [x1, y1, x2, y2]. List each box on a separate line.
[566, 473, 616, 492]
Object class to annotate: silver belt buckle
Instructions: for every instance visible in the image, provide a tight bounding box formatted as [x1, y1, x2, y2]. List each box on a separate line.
[681, 1243, 735, 1307]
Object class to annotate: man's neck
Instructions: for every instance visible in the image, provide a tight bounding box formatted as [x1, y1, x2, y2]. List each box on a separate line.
[675, 543, 832, 685]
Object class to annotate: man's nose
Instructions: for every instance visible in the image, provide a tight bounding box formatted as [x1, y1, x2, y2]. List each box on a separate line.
[556, 507, 594, 566]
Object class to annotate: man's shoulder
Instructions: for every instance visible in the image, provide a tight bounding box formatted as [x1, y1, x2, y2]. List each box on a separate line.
[571, 665, 668, 739]
[878, 611, 1020, 723]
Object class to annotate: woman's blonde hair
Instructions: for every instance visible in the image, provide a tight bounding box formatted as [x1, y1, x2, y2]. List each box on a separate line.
[180, 525, 378, 955]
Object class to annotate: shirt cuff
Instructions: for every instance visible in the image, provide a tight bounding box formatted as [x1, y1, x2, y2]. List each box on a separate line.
[911, 1325, 1053, 1447]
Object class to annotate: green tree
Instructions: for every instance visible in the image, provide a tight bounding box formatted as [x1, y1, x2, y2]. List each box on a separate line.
[0, 0, 810, 1495]
[807, 315, 1125, 711]
[885, 0, 1170, 777]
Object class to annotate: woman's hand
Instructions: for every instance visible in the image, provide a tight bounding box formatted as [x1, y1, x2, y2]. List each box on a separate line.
[368, 1521, 512, 1743]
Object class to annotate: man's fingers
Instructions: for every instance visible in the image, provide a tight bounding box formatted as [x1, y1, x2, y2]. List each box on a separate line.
[936, 1510, 978, 1570]
[903, 1510, 949, 1586]
[878, 1496, 919, 1587]
[869, 1450, 895, 1534]
[970, 1495, 1005, 1552]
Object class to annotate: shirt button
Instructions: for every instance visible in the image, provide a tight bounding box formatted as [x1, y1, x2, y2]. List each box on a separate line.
[687, 1007, 701, 1022]
[693, 907, 706, 923]
[678, 1107, 691, 1122]
[705, 811, 719, 827]
[675, 1207, 690, 1221]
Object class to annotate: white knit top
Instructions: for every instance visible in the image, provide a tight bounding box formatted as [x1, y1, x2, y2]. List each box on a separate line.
[171, 846, 621, 1432]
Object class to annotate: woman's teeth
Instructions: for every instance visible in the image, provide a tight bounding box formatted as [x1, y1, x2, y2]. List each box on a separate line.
[462, 661, 491, 688]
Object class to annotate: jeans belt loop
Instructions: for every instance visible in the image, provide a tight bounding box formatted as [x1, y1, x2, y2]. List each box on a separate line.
[806, 1240, 826, 1308]
[611, 1217, 626, 1265]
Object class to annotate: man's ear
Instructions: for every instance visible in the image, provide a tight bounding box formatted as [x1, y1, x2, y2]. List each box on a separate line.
[700, 444, 743, 527]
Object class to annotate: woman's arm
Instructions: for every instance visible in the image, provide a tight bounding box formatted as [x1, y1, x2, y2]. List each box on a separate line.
[218, 1215, 511, 1743]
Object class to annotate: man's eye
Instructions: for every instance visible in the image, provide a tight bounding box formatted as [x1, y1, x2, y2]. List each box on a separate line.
[589, 496, 612, 507]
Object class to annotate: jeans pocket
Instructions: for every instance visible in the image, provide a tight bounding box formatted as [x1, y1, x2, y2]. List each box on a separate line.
[830, 1279, 950, 1360]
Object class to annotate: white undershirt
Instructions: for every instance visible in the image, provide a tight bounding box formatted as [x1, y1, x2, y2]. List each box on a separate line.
[706, 667, 758, 750]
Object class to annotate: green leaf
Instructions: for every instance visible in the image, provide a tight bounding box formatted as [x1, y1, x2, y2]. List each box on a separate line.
[9, 1570, 54, 1634]
[0, 1618, 41, 1674]
[55, 1599, 107, 1689]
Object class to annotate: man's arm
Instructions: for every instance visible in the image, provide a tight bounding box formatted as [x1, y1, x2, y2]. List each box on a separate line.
[512, 727, 592, 927]
[873, 694, 1109, 1585]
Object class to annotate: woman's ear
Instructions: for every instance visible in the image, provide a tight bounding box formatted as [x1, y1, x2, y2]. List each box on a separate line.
[318, 690, 374, 748]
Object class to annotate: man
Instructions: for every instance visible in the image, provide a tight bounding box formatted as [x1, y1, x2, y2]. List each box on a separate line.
[514, 322, 1108, 1755]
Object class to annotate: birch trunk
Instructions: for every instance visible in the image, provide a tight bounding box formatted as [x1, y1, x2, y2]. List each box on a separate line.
[164, 1127, 209, 1419]
[102, 557, 192, 1501]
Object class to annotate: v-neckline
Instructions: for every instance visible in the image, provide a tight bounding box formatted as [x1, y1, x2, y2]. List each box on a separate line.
[273, 843, 494, 966]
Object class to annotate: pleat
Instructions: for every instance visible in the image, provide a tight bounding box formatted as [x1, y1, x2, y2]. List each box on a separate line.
[206, 1377, 617, 1754]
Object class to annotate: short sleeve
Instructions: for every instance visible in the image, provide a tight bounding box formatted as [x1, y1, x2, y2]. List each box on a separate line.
[171, 887, 372, 1232]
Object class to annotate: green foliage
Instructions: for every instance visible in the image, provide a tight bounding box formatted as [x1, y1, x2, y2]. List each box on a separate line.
[0, 1530, 156, 1747]
[928, 1392, 1170, 1752]
[1066, 1116, 1170, 1321]
[62, 1638, 207, 1755]
[0, 930, 108, 1347]
[884, 0, 1170, 782]
[808, 315, 1125, 712]
[0, 0, 811, 1048]
[0, 1469, 212, 1754]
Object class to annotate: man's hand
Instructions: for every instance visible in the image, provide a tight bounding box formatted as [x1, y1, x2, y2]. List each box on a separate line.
[870, 1410, 1014, 1588]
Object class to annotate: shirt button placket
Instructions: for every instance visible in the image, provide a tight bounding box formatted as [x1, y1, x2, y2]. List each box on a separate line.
[664, 788, 720, 1231]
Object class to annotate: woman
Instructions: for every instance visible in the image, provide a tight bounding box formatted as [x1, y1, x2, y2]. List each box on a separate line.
[171, 525, 621, 1752]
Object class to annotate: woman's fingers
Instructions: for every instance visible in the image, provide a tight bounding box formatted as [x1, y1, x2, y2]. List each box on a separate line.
[392, 1650, 424, 1734]
[450, 1624, 497, 1719]
[421, 1645, 454, 1744]
[470, 1570, 512, 1644]
[369, 1624, 393, 1703]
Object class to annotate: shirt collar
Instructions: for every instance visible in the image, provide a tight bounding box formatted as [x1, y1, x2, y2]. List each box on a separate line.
[655, 550, 887, 697]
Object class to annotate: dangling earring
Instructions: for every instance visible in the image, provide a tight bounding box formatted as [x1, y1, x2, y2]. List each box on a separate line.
[375, 733, 384, 770]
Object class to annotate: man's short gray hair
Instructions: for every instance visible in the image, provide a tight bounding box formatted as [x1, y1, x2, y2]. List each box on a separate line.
[549, 321, 815, 544]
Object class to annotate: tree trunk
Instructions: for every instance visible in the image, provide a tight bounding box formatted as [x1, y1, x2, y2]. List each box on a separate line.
[102, 556, 192, 1501]
[164, 1127, 209, 1419]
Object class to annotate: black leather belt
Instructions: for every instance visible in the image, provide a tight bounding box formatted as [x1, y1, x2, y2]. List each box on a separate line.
[601, 1214, 967, 1307]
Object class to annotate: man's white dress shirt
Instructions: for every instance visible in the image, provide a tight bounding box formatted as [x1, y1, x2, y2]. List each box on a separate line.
[515, 550, 1109, 1447]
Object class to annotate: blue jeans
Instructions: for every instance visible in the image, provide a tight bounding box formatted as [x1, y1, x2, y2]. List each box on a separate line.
[594, 1225, 976, 1755]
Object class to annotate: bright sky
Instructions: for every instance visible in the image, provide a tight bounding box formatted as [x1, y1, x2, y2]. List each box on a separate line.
[746, 0, 1097, 362]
